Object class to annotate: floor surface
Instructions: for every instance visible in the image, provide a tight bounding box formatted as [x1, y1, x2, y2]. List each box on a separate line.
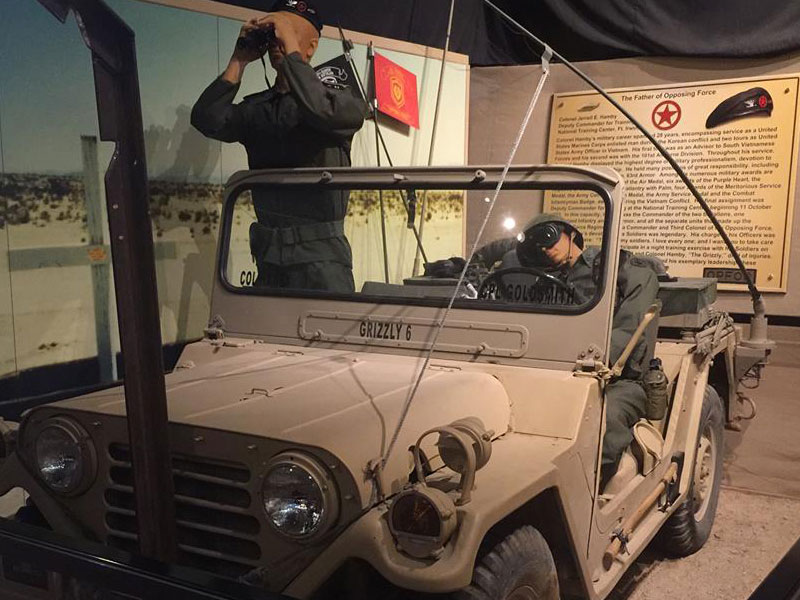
[724, 365, 800, 498]
[612, 488, 800, 599]
[613, 356, 800, 599]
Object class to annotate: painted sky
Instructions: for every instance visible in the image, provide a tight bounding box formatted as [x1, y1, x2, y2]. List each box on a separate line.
[0, 0, 102, 175]
[0, 0, 268, 179]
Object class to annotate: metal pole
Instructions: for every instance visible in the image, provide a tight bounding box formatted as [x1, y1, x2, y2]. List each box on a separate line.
[368, 43, 391, 283]
[81, 136, 114, 383]
[375, 139, 391, 282]
[37, 0, 178, 561]
[412, 0, 455, 276]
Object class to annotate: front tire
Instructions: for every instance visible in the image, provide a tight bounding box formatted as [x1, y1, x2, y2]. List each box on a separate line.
[658, 385, 724, 556]
[456, 526, 559, 600]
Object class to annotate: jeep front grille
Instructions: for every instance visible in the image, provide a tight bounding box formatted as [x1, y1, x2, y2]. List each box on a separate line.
[104, 443, 261, 578]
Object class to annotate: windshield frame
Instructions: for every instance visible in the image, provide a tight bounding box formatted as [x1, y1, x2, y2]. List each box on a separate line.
[216, 166, 614, 317]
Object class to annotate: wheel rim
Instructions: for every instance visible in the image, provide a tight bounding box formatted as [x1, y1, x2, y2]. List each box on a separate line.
[508, 584, 538, 600]
[692, 423, 716, 521]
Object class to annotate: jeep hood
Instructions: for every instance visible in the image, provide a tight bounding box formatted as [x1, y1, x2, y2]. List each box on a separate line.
[55, 341, 511, 505]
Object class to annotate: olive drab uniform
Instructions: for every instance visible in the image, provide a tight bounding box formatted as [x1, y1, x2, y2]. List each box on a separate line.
[191, 53, 366, 292]
[474, 217, 660, 485]
[565, 247, 660, 485]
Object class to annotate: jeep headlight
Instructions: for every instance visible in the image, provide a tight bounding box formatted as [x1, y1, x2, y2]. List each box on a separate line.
[261, 452, 339, 539]
[33, 417, 96, 495]
[389, 486, 457, 559]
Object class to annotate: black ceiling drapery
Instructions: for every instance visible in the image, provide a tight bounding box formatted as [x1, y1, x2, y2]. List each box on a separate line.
[226, 0, 800, 65]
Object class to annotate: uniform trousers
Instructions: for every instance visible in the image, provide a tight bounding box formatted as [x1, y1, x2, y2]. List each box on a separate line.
[601, 378, 648, 487]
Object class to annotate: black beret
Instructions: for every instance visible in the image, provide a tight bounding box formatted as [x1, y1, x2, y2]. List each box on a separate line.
[272, 0, 323, 33]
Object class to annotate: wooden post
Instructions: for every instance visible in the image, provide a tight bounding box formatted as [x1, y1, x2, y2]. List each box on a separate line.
[81, 135, 114, 382]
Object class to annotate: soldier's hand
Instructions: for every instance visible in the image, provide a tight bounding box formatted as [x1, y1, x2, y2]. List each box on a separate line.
[232, 18, 265, 64]
[255, 13, 302, 57]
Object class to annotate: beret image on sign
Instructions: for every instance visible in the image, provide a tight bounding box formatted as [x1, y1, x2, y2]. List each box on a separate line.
[705, 86, 774, 128]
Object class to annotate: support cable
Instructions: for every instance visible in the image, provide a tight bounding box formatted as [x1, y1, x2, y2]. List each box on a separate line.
[379, 48, 553, 473]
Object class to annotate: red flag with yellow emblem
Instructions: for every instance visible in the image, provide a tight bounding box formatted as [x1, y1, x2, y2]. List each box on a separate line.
[373, 52, 419, 129]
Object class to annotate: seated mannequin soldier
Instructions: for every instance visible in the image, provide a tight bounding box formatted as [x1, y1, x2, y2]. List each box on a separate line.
[191, 1, 366, 292]
[472, 213, 660, 487]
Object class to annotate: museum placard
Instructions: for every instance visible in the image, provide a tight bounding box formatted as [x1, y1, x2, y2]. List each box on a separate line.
[545, 75, 800, 292]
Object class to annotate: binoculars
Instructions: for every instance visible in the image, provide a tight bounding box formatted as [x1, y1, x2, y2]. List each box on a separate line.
[237, 25, 276, 53]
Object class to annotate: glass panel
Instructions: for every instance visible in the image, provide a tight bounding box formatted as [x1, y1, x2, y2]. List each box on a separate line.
[0, 192, 14, 378]
[224, 184, 607, 313]
[106, 0, 222, 346]
[0, 1, 102, 374]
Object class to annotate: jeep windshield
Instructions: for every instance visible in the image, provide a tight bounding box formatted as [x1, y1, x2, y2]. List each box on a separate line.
[219, 166, 612, 315]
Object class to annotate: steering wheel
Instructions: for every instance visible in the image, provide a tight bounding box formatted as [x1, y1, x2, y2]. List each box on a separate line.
[477, 266, 570, 301]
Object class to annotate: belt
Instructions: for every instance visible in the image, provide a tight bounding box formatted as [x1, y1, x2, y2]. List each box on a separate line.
[255, 220, 345, 245]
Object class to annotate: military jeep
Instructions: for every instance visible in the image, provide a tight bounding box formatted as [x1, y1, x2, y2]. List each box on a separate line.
[0, 165, 771, 599]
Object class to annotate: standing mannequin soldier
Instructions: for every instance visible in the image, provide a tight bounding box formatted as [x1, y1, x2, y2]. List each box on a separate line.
[191, 1, 366, 292]
[473, 213, 660, 487]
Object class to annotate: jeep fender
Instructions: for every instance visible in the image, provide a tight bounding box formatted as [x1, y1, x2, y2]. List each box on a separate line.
[284, 433, 592, 597]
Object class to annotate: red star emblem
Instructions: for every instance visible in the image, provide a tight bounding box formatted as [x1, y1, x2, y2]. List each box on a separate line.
[651, 100, 682, 130]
